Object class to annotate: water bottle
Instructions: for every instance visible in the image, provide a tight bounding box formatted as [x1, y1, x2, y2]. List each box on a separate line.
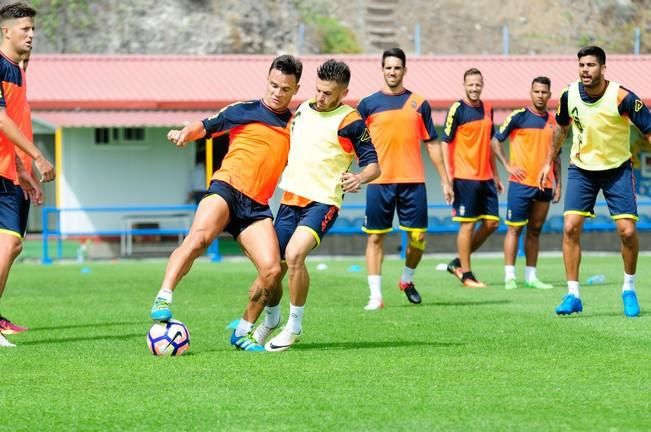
[76, 244, 86, 263]
[586, 274, 605, 285]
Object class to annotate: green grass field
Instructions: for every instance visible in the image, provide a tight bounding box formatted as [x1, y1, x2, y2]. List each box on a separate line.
[2, 255, 650, 431]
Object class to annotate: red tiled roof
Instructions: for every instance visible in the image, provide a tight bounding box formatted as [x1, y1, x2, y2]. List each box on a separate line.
[27, 54, 651, 126]
[34, 110, 211, 128]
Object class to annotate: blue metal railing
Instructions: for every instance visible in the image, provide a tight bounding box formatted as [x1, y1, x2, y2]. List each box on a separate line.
[41, 205, 221, 264]
[40, 201, 651, 263]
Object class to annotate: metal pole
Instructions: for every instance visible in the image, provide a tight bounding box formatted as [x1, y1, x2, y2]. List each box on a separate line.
[502, 24, 509, 56]
[414, 23, 421, 56]
[298, 23, 305, 55]
[42, 207, 51, 264]
[634, 27, 640, 55]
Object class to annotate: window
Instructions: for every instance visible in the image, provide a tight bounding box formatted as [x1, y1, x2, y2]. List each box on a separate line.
[94, 128, 110, 144]
[124, 127, 145, 141]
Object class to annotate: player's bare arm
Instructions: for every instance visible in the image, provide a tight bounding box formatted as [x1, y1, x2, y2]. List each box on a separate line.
[167, 120, 206, 147]
[440, 141, 453, 182]
[426, 139, 454, 204]
[490, 149, 504, 194]
[0, 109, 54, 182]
[341, 162, 380, 193]
[552, 153, 562, 203]
[539, 124, 569, 190]
[490, 136, 526, 182]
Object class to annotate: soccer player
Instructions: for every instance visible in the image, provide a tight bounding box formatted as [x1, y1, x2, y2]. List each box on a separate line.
[442, 68, 501, 288]
[148, 55, 302, 352]
[15, 51, 44, 235]
[539, 46, 651, 317]
[492, 76, 561, 290]
[357, 48, 453, 310]
[0, 3, 56, 348]
[253, 59, 379, 352]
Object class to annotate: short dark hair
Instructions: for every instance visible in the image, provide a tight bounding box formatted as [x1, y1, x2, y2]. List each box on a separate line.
[382, 47, 406, 68]
[0, 2, 36, 23]
[269, 54, 303, 82]
[577, 45, 606, 65]
[317, 59, 351, 86]
[531, 76, 551, 88]
[463, 68, 482, 81]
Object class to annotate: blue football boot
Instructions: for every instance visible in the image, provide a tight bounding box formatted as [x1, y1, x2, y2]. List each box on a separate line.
[555, 294, 583, 315]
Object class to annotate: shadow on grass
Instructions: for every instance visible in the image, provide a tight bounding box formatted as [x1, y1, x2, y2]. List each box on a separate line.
[579, 312, 644, 319]
[194, 340, 464, 355]
[19, 333, 143, 346]
[28, 321, 145, 331]
[394, 299, 511, 308]
[293, 340, 463, 351]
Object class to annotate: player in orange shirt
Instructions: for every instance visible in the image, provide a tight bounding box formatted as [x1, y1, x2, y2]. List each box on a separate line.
[441, 68, 502, 288]
[492, 77, 561, 290]
[0, 3, 55, 348]
[357, 48, 453, 310]
[149, 55, 302, 352]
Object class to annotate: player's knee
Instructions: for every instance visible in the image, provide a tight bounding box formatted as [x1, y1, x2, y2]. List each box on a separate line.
[408, 231, 426, 251]
[563, 221, 581, 239]
[261, 262, 282, 286]
[527, 225, 543, 237]
[284, 249, 305, 269]
[367, 234, 384, 247]
[11, 239, 22, 259]
[617, 224, 637, 244]
[484, 219, 499, 232]
[184, 231, 211, 253]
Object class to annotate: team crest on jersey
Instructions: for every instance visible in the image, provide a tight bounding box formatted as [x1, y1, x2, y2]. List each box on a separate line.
[570, 107, 583, 132]
[411, 100, 417, 108]
[635, 99, 643, 112]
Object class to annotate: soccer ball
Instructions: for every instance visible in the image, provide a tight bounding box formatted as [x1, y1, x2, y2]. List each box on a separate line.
[147, 319, 190, 356]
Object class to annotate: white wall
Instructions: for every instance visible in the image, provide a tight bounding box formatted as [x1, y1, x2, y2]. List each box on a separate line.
[60, 127, 194, 233]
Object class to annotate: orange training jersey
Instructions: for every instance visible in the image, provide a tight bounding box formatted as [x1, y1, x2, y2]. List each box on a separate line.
[357, 89, 437, 184]
[0, 52, 28, 182]
[441, 100, 494, 181]
[201, 100, 292, 205]
[494, 107, 556, 188]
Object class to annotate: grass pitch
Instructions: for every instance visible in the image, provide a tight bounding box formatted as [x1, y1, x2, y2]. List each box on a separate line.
[1, 255, 650, 431]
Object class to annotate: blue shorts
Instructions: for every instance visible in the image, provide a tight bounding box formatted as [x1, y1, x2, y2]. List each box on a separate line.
[506, 182, 552, 226]
[275, 202, 338, 259]
[363, 183, 427, 233]
[15, 185, 30, 237]
[0, 177, 22, 238]
[564, 161, 637, 219]
[452, 179, 499, 222]
[206, 180, 273, 239]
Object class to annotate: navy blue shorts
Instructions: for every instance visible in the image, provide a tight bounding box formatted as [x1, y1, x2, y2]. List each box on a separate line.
[0, 177, 22, 238]
[452, 179, 499, 222]
[274, 202, 338, 259]
[363, 183, 427, 233]
[206, 180, 273, 239]
[564, 161, 637, 219]
[506, 181, 552, 226]
[15, 185, 30, 237]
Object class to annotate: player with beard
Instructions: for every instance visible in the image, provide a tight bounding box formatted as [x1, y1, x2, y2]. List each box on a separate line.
[540, 46, 651, 317]
[357, 48, 453, 310]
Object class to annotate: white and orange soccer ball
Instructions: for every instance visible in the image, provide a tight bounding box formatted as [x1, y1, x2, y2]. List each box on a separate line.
[147, 319, 190, 356]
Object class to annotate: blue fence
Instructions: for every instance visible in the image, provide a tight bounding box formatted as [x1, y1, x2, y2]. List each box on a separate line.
[41, 201, 651, 263]
[40, 205, 219, 264]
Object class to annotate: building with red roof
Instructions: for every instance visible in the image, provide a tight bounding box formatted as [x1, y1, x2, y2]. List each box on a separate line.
[24, 54, 651, 243]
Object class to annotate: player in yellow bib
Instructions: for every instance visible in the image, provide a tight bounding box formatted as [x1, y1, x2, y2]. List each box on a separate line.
[539, 46, 651, 317]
